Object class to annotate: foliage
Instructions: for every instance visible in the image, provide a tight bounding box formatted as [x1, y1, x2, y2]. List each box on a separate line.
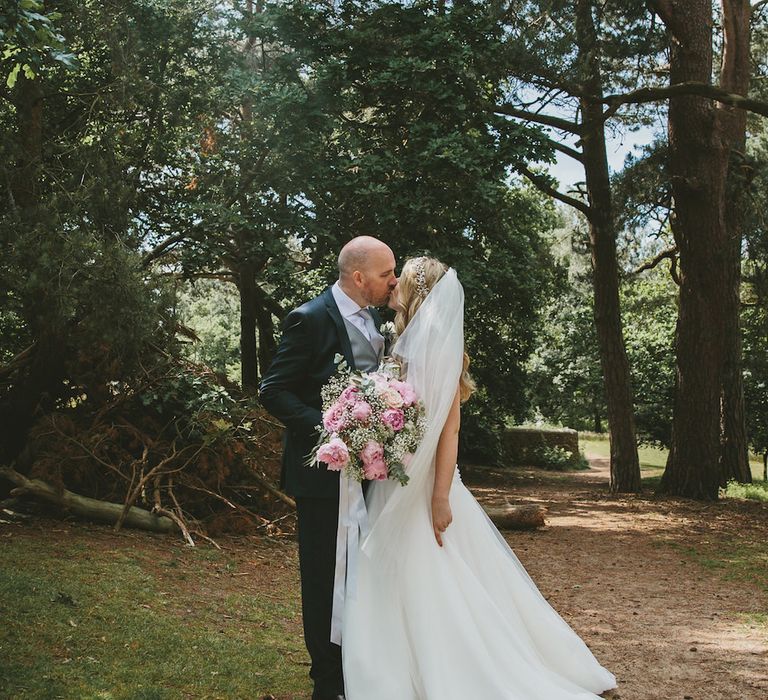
[620, 268, 676, 447]
[530, 445, 590, 471]
[742, 131, 768, 459]
[527, 211, 677, 446]
[0, 0, 78, 87]
[230, 1, 559, 459]
[25, 355, 289, 538]
[176, 279, 242, 380]
[720, 479, 768, 504]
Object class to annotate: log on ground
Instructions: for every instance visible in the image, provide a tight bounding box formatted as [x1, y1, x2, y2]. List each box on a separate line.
[0, 466, 177, 533]
[484, 504, 546, 530]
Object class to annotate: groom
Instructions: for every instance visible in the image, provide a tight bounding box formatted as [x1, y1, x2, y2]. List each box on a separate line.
[259, 236, 397, 700]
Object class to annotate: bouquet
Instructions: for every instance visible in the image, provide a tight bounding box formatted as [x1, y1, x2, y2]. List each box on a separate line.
[309, 356, 425, 485]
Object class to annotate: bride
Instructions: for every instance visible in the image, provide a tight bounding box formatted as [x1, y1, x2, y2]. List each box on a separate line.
[341, 257, 617, 699]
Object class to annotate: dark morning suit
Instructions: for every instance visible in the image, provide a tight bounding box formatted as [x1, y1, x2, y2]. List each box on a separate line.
[259, 286, 383, 700]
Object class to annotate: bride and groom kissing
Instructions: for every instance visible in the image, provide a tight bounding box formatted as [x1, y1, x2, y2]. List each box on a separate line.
[259, 236, 616, 700]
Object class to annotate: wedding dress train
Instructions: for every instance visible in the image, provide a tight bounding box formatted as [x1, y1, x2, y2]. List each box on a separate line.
[342, 470, 617, 699]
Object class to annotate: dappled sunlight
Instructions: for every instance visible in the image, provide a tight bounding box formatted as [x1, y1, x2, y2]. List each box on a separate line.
[462, 458, 768, 698]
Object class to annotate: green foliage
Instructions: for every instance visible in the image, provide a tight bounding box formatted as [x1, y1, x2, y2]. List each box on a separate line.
[530, 445, 589, 471]
[0, 0, 78, 87]
[721, 479, 768, 504]
[527, 215, 677, 446]
[177, 280, 242, 380]
[743, 133, 768, 458]
[621, 268, 676, 447]
[252, 1, 560, 459]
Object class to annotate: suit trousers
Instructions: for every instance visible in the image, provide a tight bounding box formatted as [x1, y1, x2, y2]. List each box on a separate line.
[296, 494, 344, 699]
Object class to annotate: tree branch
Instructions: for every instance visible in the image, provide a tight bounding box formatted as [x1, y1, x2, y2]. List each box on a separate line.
[602, 81, 768, 120]
[515, 165, 591, 216]
[492, 103, 584, 135]
[544, 136, 584, 163]
[632, 246, 677, 275]
[647, 0, 675, 27]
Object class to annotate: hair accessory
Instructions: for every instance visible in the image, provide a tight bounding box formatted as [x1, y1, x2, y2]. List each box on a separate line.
[414, 257, 429, 298]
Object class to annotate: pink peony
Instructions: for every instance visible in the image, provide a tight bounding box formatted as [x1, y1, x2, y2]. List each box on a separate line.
[316, 437, 350, 471]
[390, 379, 417, 407]
[381, 408, 405, 431]
[340, 386, 360, 404]
[360, 440, 385, 466]
[323, 401, 347, 433]
[350, 400, 372, 422]
[363, 458, 388, 480]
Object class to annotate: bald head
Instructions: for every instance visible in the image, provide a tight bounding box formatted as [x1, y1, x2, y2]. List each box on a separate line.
[337, 236, 397, 307]
[338, 236, 391, 278]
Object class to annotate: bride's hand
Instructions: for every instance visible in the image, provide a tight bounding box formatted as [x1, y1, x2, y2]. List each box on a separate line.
[432, 496, 452, 547]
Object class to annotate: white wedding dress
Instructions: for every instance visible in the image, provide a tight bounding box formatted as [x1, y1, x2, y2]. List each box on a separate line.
[341, 269, 617, 700]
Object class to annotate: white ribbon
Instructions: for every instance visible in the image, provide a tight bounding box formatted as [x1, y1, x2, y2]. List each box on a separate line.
[330, 473, 370, 645]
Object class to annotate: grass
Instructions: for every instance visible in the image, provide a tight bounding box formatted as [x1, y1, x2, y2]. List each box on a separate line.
[580, 434, 767, 499]
[0, 532, 310, 700]
[660, 540, 768, 597]
[722, 479, 768, 503]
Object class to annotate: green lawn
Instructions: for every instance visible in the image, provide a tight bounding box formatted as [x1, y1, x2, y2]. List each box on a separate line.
[580, 434, 767, 499]
[0, 530, 310, 700]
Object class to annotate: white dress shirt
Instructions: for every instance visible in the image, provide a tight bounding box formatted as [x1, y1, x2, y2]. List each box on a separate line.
[332, 281, 373, 340]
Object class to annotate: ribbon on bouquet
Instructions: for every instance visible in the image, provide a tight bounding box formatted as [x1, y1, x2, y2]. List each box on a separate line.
[330, 473, 370, 645]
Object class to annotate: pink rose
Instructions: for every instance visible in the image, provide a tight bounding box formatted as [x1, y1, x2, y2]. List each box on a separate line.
[350, 400, 372, 422]
[316, 437, 350, 471]
[359, 440, 384, 466]
[381, 408, 405, 431]
[380, 386, 404, 408]
[390, 379, 417, 407]
[363, 458, 388, 481]
[323, 401, 347, 433]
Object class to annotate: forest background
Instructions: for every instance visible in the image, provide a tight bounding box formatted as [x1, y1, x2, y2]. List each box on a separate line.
[2, 0, 768, 539]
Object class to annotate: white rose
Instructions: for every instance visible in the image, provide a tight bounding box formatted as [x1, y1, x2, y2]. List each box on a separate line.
[381, 386, 404, 408]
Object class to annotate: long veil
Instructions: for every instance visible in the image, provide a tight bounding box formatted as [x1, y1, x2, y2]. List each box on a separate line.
[360, 267, 465, 563]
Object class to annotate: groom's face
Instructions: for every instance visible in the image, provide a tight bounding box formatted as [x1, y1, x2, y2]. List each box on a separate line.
[359, 248, 397, 307]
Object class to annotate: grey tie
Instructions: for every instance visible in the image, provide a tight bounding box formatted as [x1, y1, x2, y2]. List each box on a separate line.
[357, 308, 384, 358]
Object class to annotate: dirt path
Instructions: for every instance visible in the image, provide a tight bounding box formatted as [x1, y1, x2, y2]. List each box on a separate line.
[463, 457, 768, 700]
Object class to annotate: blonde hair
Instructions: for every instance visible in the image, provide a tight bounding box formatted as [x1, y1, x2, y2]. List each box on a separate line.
[394, 257, 476, 403]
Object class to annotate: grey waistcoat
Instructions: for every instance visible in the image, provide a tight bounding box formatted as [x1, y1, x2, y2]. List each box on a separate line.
[342, 318, 382, 372]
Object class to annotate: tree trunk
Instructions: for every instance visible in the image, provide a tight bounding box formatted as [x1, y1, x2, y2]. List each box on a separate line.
[576, 0, 641, 493]
[237, 262, 259, 392]
[11, 73, 43, 211]
[256, 301, 276, 380]
[718, 0, 751, 485]
[657, 0, 727, 499]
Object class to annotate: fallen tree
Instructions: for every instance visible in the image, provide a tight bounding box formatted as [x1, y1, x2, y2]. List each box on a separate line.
[0, 466, 176, 532]
[485, 503, 547, 530]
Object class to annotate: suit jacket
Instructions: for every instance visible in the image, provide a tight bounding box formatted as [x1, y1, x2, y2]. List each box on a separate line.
[259, 286, 383, 499]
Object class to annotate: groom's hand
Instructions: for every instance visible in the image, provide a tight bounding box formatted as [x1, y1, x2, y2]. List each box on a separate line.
[431, 496, 452, 547]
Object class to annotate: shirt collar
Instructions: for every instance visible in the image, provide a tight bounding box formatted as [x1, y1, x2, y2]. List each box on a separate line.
[332, 281, 367, 320]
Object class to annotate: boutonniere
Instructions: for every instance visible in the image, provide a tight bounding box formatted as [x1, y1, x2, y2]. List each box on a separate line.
[379, 321, 396, 343]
